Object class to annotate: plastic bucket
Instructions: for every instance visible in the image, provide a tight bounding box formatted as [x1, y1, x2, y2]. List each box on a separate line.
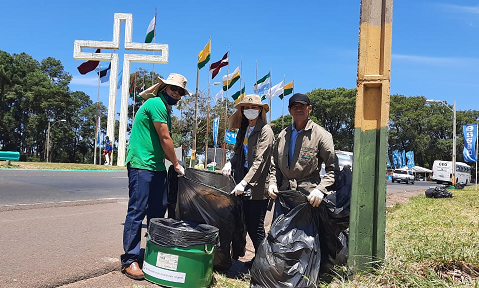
[143, 237, 216, 288]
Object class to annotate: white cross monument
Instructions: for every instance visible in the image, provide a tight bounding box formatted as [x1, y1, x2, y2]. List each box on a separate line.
[73, 13, 168, 166]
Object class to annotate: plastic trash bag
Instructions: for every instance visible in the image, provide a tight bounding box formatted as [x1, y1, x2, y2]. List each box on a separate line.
[148, 218, 219, 248]
[425, 185, 453, 198]
[168, 167, 247, 272]
[250, 167, 352, 287]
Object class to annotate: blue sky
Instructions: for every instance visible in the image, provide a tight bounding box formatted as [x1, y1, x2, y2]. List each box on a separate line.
[1, 0, 478, 122]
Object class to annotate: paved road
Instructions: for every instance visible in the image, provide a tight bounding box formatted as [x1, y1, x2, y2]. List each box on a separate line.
[0, 170, 438, 288]
[0, 170, 128, 205]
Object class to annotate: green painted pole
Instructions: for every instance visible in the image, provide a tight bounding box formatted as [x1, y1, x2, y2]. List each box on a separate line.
[349, 0, 393, 272]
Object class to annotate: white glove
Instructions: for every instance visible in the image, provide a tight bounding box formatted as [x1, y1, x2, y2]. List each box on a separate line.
[222, 162, 232, 177]
[307, 189, 324, 207]
[174, 163, 185, 177]
[268, 184, 278, 199]
[232, 180, 247, 196]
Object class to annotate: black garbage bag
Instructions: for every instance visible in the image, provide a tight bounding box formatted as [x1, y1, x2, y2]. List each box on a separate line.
[455, 182, 465, 190]
[250, 191, 322, 288]
[425, 185, 453, 198]
[148, 218, 219, 248]
[172, 168, 247, 272]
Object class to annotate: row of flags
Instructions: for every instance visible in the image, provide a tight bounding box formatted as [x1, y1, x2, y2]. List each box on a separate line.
[197, 40, 294, 104]
[389, 150, 414, 169]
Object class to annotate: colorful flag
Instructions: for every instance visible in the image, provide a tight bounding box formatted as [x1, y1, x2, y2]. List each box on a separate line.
[401, 150, 406, 168]
[210, 52, 228, 79]
[264, 80, 284, 100]
[224, 130, 237, 145]
[129, 73, 137, 97]
[117, 69, 123, 89]
[145, 16, 156, 43]
[214, 89, 223, 103]
[213, 117, 220, 147]
[77, 49, 101, 75]
[198, 40, 211, 70]
[406, 151, 415, 168]
[280, 81, 294, 99]
[222, 66, 240, 91]
[253, 72, 271, 97]
[463, 124, 478, 162]
[97, 63, 111, 83]
[232, 85, 245, 104]
[138, 83, 145, 93]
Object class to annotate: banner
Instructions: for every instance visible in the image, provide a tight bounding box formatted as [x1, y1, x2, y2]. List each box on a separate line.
[463, 124, 478, 162]
[392, 150, 399, 168]
[224, 130, 237, 145]
[212, 117, 219, 148]
[387, 156, 392, 168]
[401, 150, 406, 168]
[406, 151, 415, 168]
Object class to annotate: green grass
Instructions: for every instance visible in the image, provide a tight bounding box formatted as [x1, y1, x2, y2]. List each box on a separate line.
[0, 161, 126, 171]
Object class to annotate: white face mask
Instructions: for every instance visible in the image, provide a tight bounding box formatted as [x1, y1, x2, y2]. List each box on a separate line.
[243, 109, 260, 120]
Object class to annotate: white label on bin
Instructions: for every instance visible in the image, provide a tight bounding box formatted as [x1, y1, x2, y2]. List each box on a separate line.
[156, 251, 179, 270]
[143, 261, 186, 283]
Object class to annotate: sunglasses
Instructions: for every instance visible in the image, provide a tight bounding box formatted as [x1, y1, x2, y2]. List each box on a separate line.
[169, 85, 185, 96]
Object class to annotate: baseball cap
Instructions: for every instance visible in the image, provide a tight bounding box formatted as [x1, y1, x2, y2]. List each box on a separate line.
[289, 93, 311, 107]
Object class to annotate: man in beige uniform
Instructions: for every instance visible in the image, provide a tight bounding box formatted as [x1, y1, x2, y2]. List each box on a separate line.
[268, 93, 338, 215]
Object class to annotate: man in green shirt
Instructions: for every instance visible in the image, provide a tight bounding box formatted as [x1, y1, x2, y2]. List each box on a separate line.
[121, 73, 188, 280]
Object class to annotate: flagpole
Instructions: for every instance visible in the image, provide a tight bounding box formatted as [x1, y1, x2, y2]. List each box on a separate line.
[282, 75, 285, 129]
[152, 8, 157, 81]
[205, 36, 212, 169]
[254, 61, 258, 94]
[192, 65, 200, 168]
[269, 69, 272, 123]
[98, 115, 101, 165]
[223, 47, 230, 168]
[133, 70, 137, 119]
[94, 62, 101, 165]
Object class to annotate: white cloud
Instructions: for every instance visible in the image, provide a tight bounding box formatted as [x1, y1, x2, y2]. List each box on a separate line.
[71, 76, 109, 86]
[437, 3, 479, 15]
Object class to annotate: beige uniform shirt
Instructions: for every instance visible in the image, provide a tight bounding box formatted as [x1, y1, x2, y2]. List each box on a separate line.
[269, 119, 338, 195]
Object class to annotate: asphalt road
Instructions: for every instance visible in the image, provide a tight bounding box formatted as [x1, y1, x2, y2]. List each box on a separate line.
[0, 170, 128, 205]
[0, 170, 438, 288]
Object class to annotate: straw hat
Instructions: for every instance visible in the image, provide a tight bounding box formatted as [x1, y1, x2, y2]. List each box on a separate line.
[228, 94, 269, 129]
[139, 73, 190, 100]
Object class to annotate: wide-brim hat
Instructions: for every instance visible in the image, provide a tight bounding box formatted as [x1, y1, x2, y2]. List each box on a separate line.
[139, 73, 190, 100]
[228, 94, 269, 129]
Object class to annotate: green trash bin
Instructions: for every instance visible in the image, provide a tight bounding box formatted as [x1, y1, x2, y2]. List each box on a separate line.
[143, 219, 218, 288]
[207, 165, 216, 171]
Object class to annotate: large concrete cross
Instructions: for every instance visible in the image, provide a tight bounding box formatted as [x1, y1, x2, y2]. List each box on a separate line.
[73, 13, 168, 166]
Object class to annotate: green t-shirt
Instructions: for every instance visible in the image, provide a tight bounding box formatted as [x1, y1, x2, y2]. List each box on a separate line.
[126, 95, 171, 171]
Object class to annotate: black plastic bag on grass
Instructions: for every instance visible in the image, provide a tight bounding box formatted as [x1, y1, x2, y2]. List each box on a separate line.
[170, 168, 247, 272]
[425, 186, 453, 198]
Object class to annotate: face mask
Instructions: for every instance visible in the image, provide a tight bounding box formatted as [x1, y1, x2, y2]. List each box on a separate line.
[163, 92, 179, 105]
[243, 109, 259, 120]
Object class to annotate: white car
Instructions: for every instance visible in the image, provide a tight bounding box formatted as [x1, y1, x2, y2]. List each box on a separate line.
[392, 169, 415, 184]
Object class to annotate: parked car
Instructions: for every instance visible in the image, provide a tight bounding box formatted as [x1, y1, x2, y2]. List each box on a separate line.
[391, 169, 415, 184]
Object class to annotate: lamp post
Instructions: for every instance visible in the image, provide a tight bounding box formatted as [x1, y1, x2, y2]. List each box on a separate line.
[46, 119, 66, 163]
[426, 99, 456, 185]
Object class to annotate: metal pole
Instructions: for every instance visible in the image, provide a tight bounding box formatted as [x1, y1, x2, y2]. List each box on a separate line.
[46, 120, 51, 163]
[452, 100, 456, 186]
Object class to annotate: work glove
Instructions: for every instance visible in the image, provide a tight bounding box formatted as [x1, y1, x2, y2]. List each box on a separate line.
[174, 163, 185, 177]
[307, 189, 324, 207]
[268, 184, 278, 199]
[222, 162, 232, 177]
[232, 180, 247, 196]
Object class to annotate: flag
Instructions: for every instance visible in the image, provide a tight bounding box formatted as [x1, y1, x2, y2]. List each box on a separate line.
[222, 66, 240, 91]
[117, 69, 123, 89]
[406, 151, 415, 168]
[213, 117, 220, 147]
[145, 16, 156, 43]
[210, 52, 228, 79]
[253, 72, 271, 97]
[224, 130, 237, 145]
[97, 63, 111, 83]
[401, 150, 406, 168]
[392, 150, 400, 168]
[138, 83, 146, 93]
[198, 40, 211, 69]
[263, 80, 284, 100]
[129, 73, 137, 97]
[463, 124, 478, 162]
[232, 85, 245, 104]
[280, 81, 294, 99]
[387, 156, 392, 168]
[77, 49, 101, 75]
[214, 89, 223, 103]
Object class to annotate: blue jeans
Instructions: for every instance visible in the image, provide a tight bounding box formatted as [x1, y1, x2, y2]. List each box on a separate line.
[121, 165, 168, 266]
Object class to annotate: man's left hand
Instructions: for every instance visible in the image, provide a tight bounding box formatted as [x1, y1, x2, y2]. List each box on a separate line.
[232, 180, 247, 196]
[307, 189, 324, 207]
